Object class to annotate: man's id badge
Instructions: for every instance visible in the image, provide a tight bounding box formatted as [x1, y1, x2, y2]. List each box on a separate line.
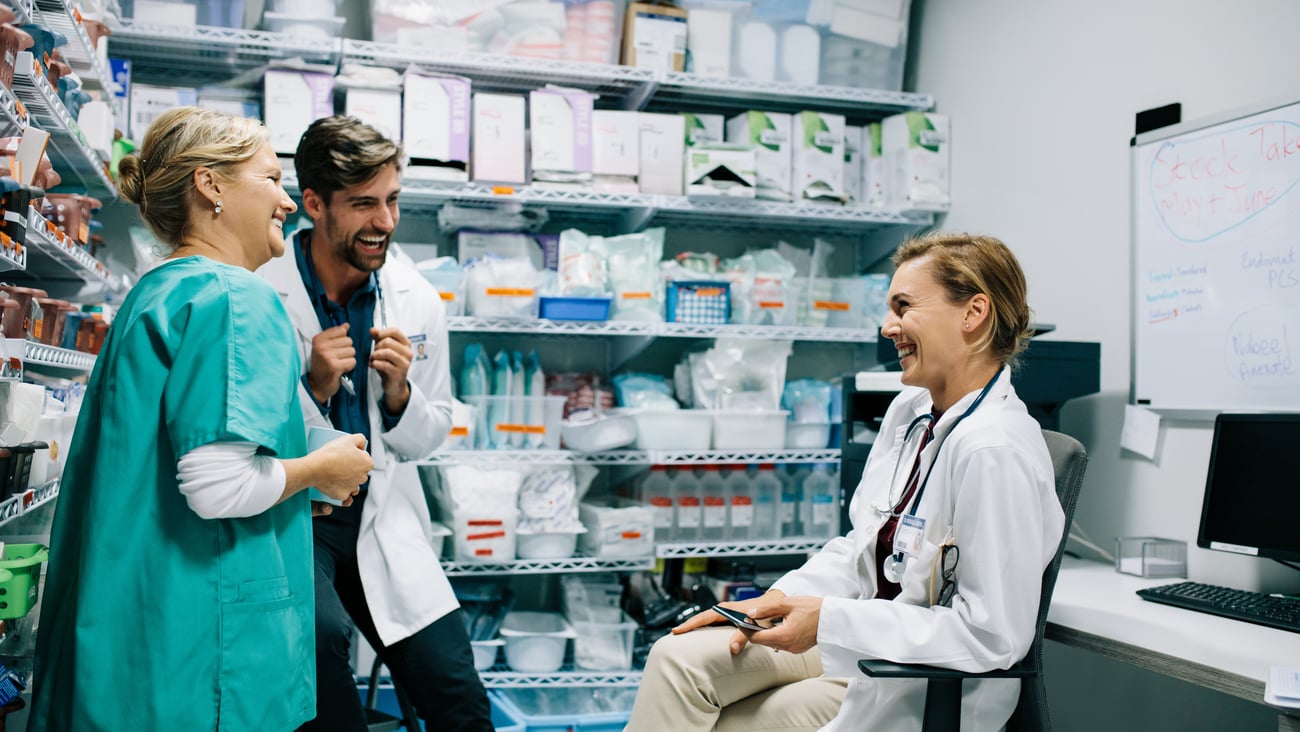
[410, 333, 429, 361]
[892, 514, 926, 557]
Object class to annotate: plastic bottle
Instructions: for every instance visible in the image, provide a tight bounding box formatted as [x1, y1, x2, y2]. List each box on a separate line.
[750, 463, 782, 540]
[672, 467, 702, 541]
[641, 465, 675, 542]
[801, 463, 840, 539]
[779, 464, 806, 537]
[722, 464, 753, 541]
[699, 464, 728, 541]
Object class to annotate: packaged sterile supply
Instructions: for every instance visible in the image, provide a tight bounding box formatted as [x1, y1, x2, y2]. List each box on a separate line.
[792, 110, 847, 203]
[882, 111, 950, 210]
[579, 496, 655, 558]
[402, 69, 471, 182]
[863, 122, 886, 207]
[529, 86, 595, 183]
[725, 111, 793, 201]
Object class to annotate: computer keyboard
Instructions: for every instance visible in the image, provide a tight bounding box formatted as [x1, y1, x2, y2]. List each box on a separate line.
[1137, 581, 1300, 633]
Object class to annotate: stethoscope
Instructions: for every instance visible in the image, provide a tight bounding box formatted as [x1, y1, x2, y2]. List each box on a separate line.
[877, 369, 1002, 583]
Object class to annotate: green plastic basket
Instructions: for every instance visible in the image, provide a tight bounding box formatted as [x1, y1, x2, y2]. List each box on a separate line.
[0, 544, 47, 619]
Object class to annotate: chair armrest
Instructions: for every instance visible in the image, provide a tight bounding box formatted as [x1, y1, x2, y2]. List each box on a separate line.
[858, 658, 1038, 680]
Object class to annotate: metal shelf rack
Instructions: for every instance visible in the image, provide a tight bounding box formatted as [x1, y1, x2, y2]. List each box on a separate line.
[439, 555, 654, 576]
[11, 52, 115, 198]
[33, 0, 114, 93]
[0, 478, 60, 529]
[447, 316, 880, 343]
[23, 207, 124, 294]
[420, 449, 840, 466]
[656, 538, 829, 558]
[109, 21, 339, 86]
[24, 339, 94, 373]
[479, 666, 642, 688]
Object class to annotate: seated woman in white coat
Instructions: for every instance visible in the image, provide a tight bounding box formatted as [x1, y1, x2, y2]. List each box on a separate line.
[625, 232, 1066, 732]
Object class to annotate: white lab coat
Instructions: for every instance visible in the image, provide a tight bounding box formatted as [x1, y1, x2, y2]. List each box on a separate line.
[772, 369, 1064, 732]
[259, 232, 457, 646]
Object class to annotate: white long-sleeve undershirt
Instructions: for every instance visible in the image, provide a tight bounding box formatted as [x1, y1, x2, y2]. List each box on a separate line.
[176, 441, 286, 519]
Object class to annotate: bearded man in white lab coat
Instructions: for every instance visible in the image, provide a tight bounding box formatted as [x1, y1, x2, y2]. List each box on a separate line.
[259, 115, 492, 732]
[627, 232, 1065, 732]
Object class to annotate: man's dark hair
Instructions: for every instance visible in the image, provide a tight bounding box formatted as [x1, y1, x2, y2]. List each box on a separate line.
[294, 115, 403, 200]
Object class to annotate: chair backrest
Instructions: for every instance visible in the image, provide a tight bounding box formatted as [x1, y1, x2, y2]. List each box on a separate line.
[1009, 429, 1088, 732]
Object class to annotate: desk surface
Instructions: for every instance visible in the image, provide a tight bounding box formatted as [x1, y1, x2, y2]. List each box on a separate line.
[1047, 557, 1300, 706]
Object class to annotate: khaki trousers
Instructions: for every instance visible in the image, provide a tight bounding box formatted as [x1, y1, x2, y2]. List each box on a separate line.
[625, 627, 849, 732]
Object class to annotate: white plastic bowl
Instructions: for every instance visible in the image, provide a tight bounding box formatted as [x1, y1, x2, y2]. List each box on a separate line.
[470, 639, 504, 671]
[561, 412, 637, 453]
[515, 527, 587, 559]
[712, 410, 789, 449]
[628, 409, 712, 450]
[430, 521, 451, 558]
[499, 611, 575, 673]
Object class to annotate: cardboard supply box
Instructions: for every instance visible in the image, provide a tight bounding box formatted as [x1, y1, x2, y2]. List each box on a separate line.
[792, 110, 847, 202]
[344, 85, 402, 143]
[638, 112, 686, 196]
[882, 111, 950, 210]
[264, 68, 335, 155]
[686, 6, 733, 76]
[529, 87, 595, 181]
[681, 112, 723, 147]
[843, 125, 864, 205]
[622, 1, 688, 72]
[402, 70, 471, 182]
[592, 110, 641, 192]
[130, 84, 197, 142]
[725, 111, 793, 202]
[472, 93, 527, 185]
[862, 121, 885, 207]
[685, 144, 756, 198]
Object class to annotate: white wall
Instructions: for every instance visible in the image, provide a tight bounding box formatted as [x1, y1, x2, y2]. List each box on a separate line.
[908, 1, 1300, 728]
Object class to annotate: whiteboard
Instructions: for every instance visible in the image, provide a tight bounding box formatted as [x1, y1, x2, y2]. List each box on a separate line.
[1132, 95, 1300, 414]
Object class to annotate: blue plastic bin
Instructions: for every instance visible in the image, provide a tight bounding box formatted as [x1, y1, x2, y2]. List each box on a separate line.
[492, 688, 634, 732]
[666, 281, 730, 324]
[539, 296, 612, 321]
[363, 685, 525, 731]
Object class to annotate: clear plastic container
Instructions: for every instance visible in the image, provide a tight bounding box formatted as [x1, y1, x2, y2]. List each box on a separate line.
[722, 465, 753, 541]
[570, 607, 637, 671]
[698, 464, 727, 541]
[671, 468, 701, 541]
[800, 463, 839, 539]
[639, 465, 675, 541]
[261, 11, 344, 40]
[1116, 537, 1187, 578]
[750, 463, 781, 540]
[785, 421, 831, 449]
[467, 395, 567, 450]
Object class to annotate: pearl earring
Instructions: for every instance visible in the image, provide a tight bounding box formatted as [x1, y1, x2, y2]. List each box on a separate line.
[214, 200, 223, 215]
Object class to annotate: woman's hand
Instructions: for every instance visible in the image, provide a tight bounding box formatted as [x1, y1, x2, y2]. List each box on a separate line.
[306, 433, 372, 505]
[671, 589, 794, 655]
[744, 594, 824, 655]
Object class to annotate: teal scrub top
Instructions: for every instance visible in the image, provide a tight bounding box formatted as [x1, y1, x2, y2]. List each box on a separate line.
[30, 257, 315, 732]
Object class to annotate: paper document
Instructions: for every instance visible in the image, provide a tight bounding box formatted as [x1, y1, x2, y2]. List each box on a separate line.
[1120, 404, 1161, 460]
[1265, 665, 1300, 708]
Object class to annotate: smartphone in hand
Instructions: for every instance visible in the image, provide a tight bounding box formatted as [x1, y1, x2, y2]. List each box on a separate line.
[712, 604, 780, 632]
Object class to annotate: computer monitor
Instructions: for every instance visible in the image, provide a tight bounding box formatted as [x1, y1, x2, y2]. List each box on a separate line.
[1198, 413, 1300, 563]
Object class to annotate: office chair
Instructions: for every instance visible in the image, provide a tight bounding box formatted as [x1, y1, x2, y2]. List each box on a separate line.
[363, 655, 422, 732]
[858, 429, 1088, 732]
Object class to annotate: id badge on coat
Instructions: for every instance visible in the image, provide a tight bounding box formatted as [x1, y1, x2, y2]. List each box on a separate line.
[893, 514, 926, 557]
[409, 333, 429, 361]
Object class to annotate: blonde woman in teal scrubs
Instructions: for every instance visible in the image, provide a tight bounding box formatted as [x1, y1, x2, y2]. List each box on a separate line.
[29, 107, 375, 732]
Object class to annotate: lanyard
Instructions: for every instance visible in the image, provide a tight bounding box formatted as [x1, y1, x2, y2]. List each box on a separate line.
[886, 369, 1002, 520]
